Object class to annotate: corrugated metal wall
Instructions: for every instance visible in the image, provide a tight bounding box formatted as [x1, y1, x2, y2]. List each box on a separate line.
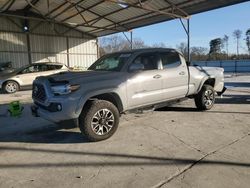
[0, 17, 97, 69]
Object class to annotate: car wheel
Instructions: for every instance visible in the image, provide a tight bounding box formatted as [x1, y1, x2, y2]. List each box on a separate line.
[4, 81, 19, 94]
[194, 84, 215, 111]
[79, 100, 120, 142]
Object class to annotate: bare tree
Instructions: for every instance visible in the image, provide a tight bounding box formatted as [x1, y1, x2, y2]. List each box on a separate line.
[152, 42, 166, 48]
[132, 38, 147, 49]
[190, 47, 209, 61]
[99, 35, 147, 56]
[176, 42, 188, 59]
[233, 29, 242, 58]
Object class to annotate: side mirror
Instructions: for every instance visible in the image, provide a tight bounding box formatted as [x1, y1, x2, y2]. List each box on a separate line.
[129, 63, 144, 72]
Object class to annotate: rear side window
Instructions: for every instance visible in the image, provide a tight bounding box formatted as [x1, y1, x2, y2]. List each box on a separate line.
[160, 52, 181, 69]
[132, 54, 159, 71]
[47, 65, 63, 70]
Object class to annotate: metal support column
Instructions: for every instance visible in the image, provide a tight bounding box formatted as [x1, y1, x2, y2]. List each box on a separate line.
[122, 30, 133, 50]
[25, 19, 32, 65]
[130, 30, 133, 50]
[66, 36, 70, 67]
[26, 32, 32, 65]
[179, 18, 191, 62]
[187, 19, 190, 62]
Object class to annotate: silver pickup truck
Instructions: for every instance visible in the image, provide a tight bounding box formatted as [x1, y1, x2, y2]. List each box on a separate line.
[31, 48, 226, 141]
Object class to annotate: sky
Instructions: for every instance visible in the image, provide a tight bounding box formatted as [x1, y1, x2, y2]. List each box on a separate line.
[106, 1, 250, 54]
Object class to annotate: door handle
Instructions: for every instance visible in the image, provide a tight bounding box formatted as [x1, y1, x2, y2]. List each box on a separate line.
[153, 74, 162, 79]
[179, 71, 185, 75]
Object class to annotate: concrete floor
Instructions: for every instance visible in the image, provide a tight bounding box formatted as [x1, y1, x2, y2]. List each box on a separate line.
[0, 75, 249, 188]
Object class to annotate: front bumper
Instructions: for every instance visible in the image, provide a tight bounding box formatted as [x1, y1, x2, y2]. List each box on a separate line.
[31, 105, 78, 128]
[217, 87, 227, 96]
[0, 80, 3, 90]
[31, 97, 81, 123]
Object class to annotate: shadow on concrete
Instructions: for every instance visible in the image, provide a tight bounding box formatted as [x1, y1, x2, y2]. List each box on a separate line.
[156, 106, 250, 115]
[225, 82, 250, 88]
[0, 146, 249, 168]
[0, 124, 88, 144]
[216, 95, 250, 105]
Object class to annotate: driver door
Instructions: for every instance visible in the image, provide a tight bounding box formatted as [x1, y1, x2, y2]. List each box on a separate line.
[126, 53, 163, 108]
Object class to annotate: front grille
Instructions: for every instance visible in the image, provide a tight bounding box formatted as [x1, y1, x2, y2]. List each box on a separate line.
[32, 83, 47, 102]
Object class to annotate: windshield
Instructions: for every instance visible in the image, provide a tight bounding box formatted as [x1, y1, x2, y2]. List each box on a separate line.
[88, 53, 131, 71]
[13, 64, 30, 73]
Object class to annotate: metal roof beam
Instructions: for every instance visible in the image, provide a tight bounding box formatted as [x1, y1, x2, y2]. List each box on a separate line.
[105, 0, 186, 19]
[23, 0, 40, 12]
[51, 0, 87, 19]
[66, 0, 149, 32]
[0, 12, 97, 38]
[44, 1, 68, 17]
[89, 0, 191, 34]
[60, 0, 105, 23]
[163, 0, 190, 18]
[0, 0, 16, 12]
[83, 0, 148, 26]
[63, 0, 130, 33]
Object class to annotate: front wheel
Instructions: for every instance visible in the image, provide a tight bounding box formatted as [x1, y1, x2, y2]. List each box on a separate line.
[194, 84, 215, 111]
[79, 100, 120, 142]
[4, 81, 19, 93]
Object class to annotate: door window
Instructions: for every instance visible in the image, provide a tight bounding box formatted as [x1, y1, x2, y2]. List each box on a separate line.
[21, 65, 40, 74]
[160, 52, 181, 69]
[47, 65, 63, 70]
[131, 54, 159, 71]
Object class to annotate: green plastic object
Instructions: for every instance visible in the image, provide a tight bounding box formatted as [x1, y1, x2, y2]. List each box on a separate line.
[8, 101, 23, 117]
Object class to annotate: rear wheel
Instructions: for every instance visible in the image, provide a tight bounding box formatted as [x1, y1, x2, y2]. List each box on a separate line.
[4, 81, 19, 93]
[195, 84, 215, 110]
[79, 100, 120, 142]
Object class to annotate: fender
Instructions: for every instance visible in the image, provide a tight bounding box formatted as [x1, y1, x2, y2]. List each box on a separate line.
[75, 88, 124, 116]
[197, 76, 215, 93]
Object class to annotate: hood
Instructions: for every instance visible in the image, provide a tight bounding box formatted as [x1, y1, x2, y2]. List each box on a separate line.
[0, 70, 17, 79]
[45, 70, 124, 84]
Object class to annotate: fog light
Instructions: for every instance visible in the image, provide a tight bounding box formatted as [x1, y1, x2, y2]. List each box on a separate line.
[57, 104, 62, 111]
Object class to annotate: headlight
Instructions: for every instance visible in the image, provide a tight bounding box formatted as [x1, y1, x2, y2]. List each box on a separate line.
[51, 84, 80, 95]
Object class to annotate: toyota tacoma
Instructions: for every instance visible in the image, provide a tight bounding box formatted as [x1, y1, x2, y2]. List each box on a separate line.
[31, 48, 226, 141]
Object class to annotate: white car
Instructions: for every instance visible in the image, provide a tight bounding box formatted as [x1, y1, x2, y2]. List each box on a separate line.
[0, 62, 68, 93]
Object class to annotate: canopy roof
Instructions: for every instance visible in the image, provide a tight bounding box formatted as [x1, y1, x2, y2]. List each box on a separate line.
[0, 0, 248, 37]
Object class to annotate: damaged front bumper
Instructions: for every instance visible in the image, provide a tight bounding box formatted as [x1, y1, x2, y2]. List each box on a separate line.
[217, 87, 227, 96]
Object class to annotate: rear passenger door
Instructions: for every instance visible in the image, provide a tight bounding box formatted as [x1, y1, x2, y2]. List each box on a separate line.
[126, 53, 163, 108]
[159, 52, 189, 100]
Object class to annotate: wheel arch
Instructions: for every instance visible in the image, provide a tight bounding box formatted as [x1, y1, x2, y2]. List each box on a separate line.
[197, 77, 215, 93]
[2, 79, 20, 89]
[84, 92, 124, 113]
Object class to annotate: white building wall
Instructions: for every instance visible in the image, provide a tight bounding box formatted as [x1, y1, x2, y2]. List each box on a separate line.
[0, 17, 97, 69]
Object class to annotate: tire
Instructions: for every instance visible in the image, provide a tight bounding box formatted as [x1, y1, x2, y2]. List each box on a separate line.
[4, 81, 19, 94]
[79, 100, 120, 142]
[194, 84, 215, 111]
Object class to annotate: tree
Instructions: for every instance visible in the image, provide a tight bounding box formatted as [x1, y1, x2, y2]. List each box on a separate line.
[233, 29, 242, 58]
[246, 29, 250, 56]
[132, 38, 147, 49]
[152, 42, 166, 48]
[190, 47, 209, 61]
[99, 35, 147, 56]
[209, 38, 223, 60]
[176, 42, 188, 59]
[222, 35, 229, 58]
